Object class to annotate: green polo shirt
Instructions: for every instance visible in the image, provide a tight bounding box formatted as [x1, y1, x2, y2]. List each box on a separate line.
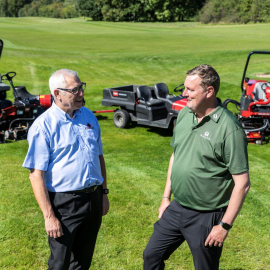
[170, 102, 249, 211]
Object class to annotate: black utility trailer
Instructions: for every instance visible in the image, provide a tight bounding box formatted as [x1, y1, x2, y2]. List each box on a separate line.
[101, 83, 187, 129]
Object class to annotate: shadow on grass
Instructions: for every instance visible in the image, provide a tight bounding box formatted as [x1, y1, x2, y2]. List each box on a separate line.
[101, 120, 173, 137]
[96, 115, 109, 121]
[146, 126, 173, 137]
[1, 138, 26, 144]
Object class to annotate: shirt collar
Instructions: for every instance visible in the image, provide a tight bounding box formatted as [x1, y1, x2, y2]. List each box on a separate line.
[52, 102, 82, 120]
[207, 98, 224, 123]
[189, 98, 224, 124]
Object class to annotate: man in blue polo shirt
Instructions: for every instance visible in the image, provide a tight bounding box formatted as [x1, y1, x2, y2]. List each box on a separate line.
[143, 65, 250, 270]
[23, 69, 109, 270]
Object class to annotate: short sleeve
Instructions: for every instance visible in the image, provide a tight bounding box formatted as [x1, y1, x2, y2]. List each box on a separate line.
[22, 125, 50, 171]
[222, 129, 249, 174]
[94, 116, 103, 155]
[171, 107, 188, 149]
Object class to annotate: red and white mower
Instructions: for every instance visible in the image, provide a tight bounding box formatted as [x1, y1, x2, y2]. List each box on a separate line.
[223, 51, 270, 144]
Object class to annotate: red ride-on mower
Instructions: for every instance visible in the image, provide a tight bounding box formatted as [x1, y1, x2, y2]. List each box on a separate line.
[0, 71, 46, 142]
[0, 39, 52, 142]
[223, 51, 270, 145]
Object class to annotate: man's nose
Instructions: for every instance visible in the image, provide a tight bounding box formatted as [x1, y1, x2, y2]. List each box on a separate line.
[182, 89, 188, 97]
[78, 89, 84, 96]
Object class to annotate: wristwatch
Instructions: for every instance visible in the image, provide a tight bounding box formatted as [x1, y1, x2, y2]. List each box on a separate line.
[220, 221, 233, 230]
[103, 189, 109, 194]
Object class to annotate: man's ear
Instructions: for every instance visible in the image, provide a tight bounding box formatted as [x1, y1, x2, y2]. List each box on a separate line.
[206, 86, 215, 98]
[54, 89, 61, 100]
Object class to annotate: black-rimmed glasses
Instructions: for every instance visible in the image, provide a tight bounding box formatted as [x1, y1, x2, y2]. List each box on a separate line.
[57, 82, 86, 95]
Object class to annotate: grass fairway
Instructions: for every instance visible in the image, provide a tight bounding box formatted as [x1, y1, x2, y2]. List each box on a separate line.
[0, 17, 270, 270]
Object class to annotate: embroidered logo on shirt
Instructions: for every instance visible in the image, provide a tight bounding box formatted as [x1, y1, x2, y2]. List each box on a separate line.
[213, 114, 218, 119]
[200, 131, 210, 141]
[86, 123, 94, 129]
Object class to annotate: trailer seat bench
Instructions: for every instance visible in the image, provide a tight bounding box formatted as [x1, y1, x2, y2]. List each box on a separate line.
[136, 85, 164, 107]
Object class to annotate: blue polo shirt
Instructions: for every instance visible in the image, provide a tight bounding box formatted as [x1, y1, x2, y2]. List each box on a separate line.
[23, 102, 104, 192]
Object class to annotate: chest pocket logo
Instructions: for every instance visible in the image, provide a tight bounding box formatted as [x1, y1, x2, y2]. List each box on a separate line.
[86, 123, 94, 130]
[200, 131, 211, 141]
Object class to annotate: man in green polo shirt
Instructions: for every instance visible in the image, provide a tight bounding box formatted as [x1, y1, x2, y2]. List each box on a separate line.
[143, 65, 250, 270]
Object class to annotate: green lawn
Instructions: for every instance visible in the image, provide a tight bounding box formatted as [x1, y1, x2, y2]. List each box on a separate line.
[0, 17, 270, 269]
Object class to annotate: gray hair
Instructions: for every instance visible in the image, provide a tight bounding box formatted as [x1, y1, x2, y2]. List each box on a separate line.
[187, 65, 220, 95]
[49, 69, 79, 100]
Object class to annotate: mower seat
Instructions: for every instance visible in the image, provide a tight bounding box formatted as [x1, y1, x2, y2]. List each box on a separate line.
[253, 82, 270, 106]
[15, 86, 38, 99]
[136, 86, 164, 107]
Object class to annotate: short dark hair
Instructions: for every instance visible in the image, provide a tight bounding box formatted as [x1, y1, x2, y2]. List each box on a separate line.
[187, 65, 220, 94]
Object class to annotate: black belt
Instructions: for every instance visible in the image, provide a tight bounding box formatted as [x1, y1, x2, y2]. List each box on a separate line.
[65, 185, 98, 194]
[180, 203, 227, 213]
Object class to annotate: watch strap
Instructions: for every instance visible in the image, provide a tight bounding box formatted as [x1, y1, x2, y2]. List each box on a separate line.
[220, 221, 232, 230]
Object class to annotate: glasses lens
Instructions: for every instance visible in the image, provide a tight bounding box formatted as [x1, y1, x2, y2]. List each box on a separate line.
[72, 86, 79, 94]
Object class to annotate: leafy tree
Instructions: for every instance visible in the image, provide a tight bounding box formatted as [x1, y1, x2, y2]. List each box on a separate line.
[0, 0, 31, 17]
[199, 0, 270, 24]
[76, 0, 102, 20]
[0, 0, 9, 16]
[151, 0, 205, 21]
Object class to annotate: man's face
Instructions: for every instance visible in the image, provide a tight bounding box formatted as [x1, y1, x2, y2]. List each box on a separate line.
[56, 76, 84, 115]
[182, 75, 208, 114]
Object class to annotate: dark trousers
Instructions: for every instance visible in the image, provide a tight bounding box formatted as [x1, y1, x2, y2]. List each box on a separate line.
[48, 186, 103, 270]
[143, 200, 225, 270]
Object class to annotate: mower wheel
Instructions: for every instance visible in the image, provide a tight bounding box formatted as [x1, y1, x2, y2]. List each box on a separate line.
[113, 110, 130, 129]
[255, 140, 263, 145]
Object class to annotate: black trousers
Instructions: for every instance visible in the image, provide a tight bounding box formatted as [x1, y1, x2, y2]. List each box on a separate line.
[143, 200, 225, 270]
[48, 186, 103, 270]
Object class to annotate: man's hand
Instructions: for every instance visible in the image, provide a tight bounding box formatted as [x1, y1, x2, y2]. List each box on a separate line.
[204, 224, 228, 247]
[158, 198, 171, 219]
[45, 216, 64, 238]
[102, 194, 109, 216]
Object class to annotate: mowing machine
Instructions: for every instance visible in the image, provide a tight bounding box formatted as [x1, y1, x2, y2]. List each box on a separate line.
[223, 51, 270, 145]
[0, 39, 52, 142]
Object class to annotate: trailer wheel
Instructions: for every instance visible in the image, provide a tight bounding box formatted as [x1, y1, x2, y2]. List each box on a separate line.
[113, 110, 130, 128]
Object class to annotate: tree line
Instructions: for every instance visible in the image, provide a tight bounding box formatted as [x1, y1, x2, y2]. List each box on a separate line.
[0, 0, 205, 21]
[199, 0, 270, 23]
[1, 0, 270, 23]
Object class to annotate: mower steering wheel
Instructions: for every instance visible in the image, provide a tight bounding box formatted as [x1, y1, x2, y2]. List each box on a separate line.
[174, 84, 185, 94]
[261, 82, 270, 92]
[1, 71, 16, 81]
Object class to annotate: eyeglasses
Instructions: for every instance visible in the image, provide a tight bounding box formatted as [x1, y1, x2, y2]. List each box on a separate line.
[57, 82, 86, 95]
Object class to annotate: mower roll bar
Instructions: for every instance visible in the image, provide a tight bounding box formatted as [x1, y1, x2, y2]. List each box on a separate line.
[241, 51, 270, 93]
[0, 39, 3, 59]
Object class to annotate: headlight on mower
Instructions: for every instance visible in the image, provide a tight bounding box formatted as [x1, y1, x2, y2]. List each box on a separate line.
[33, 109, 38, 114]
[17, 110, 24, 115]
